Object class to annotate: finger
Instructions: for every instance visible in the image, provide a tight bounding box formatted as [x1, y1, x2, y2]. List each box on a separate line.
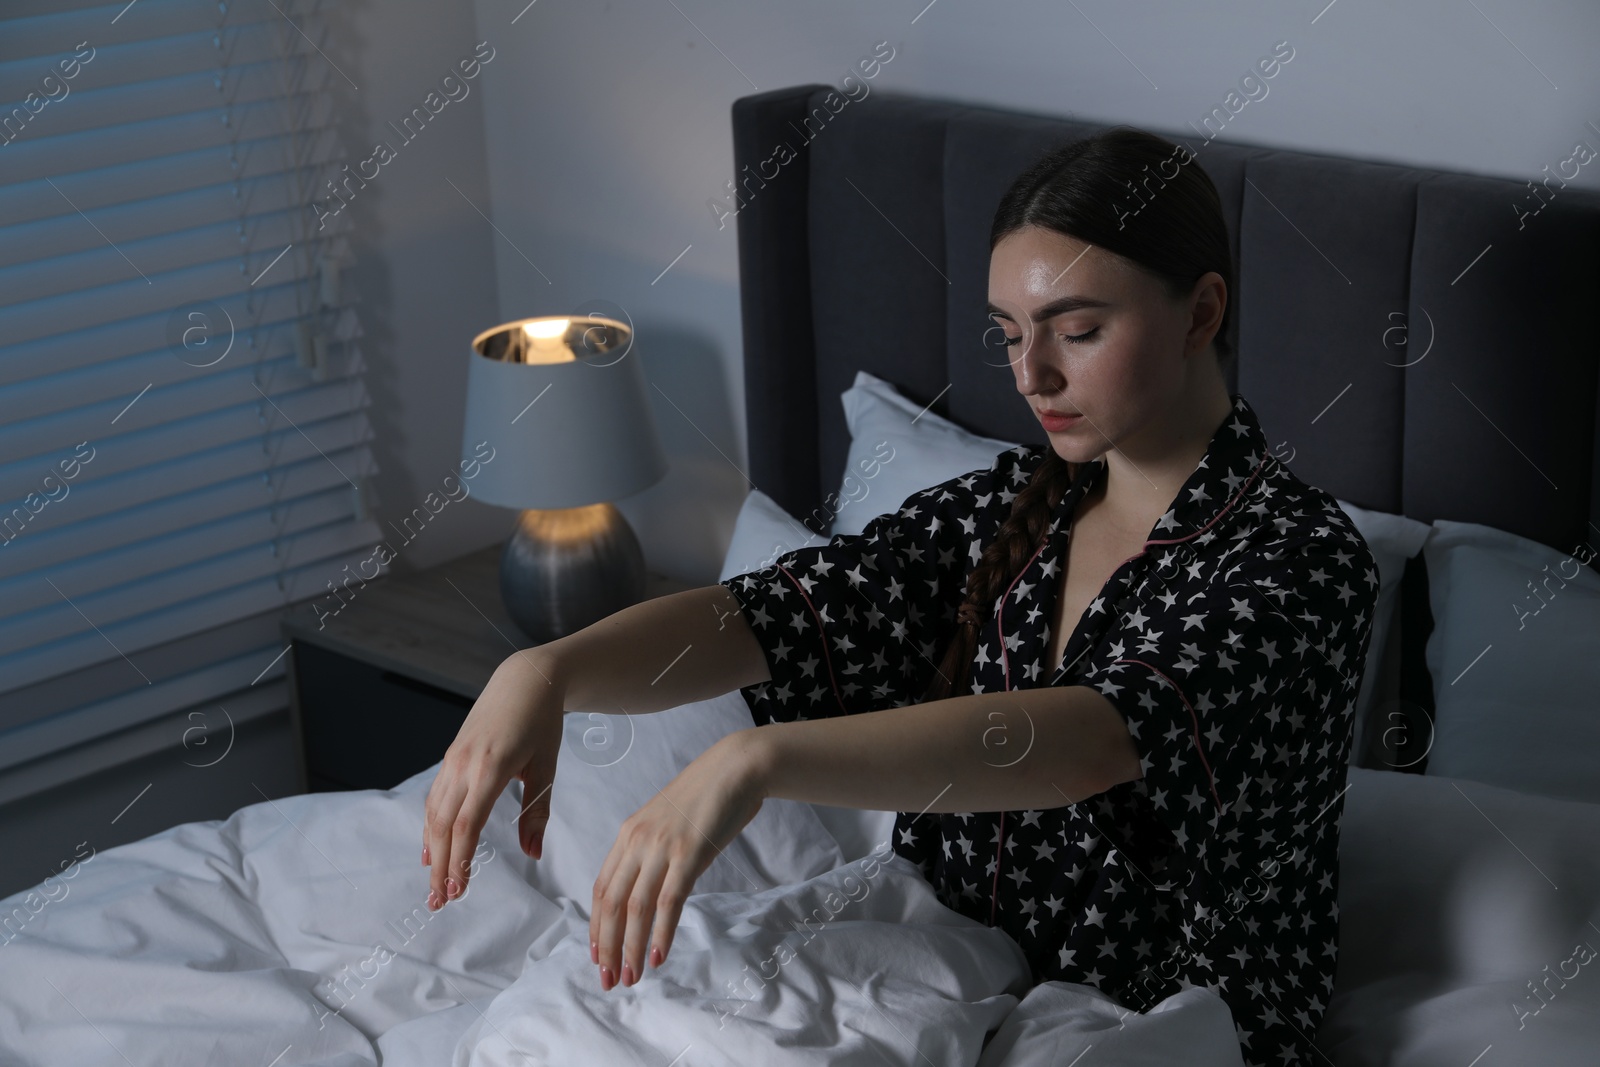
[590, 836, 628, 977]
[594, 853, 641, 992]
[648, 865, 694, 970]
[516, 771, 553, 859]
[589, 829, 627, 955]
[621, 852, 671, 986]
[423, 774, 441, 865]
[427, 771, 469, 911]
[444, 784, 498, 903]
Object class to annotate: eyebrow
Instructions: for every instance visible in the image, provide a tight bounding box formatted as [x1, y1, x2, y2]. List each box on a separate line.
[986, 295, 1112, 322]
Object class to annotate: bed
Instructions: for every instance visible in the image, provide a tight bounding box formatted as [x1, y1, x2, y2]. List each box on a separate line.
[3, 84, 1600, 1066]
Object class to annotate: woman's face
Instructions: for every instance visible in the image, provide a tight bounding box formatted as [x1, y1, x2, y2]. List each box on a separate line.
[987, 225, 1218, 464]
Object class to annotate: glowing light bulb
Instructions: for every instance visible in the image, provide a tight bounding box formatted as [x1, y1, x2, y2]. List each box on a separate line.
[523, 319, 569, 339]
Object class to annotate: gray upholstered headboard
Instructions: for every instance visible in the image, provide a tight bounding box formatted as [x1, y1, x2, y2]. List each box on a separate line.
[729, 84, 1600, 568]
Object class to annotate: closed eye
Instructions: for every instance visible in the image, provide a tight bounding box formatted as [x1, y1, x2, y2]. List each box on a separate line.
[1002, 327, 1100, 346]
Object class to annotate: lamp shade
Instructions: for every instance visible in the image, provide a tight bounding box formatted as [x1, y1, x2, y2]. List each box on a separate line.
[460, 315, 667, 510]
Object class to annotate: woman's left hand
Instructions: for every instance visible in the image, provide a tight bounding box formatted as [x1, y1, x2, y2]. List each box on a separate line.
[590, 729, 769, 991]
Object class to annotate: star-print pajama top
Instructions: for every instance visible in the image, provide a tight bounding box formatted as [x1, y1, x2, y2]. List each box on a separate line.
[718, 393, 1379, 1066]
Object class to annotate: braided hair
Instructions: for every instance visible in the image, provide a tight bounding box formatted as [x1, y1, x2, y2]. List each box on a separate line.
[920, 127, 1235, 704]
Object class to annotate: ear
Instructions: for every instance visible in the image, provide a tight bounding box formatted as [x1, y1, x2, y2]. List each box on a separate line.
[1185, 271, 1227, 357]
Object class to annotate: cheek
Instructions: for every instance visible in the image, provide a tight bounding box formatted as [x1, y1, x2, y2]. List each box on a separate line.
[1094, 324, 1170, 378]
[1098, 341, 1189, 424]
[1065, 338, 1160, 415]
[1060, 336, 1128, 383]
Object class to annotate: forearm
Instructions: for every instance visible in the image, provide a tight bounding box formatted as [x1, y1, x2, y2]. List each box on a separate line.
[744, 685, 1139, 814]
[501, 584, 773, 716]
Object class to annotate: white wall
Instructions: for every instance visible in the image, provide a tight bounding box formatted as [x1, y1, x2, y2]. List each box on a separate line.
[465, 0, 1600, 583]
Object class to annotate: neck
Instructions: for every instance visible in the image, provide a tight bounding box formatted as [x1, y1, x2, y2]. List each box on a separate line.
[1093, 380, 1234, 535]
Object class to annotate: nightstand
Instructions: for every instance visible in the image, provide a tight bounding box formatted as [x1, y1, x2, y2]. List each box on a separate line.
[279, 545, 694, 793]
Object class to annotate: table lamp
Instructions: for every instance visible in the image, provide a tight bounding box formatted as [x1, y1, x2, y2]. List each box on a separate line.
[460, 314, 668, 644]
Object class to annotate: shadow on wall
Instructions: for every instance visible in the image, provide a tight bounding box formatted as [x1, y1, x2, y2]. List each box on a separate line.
[317, 0, 408, 545]
[315, 0, 509, 575]
[615, 322, 748, 586]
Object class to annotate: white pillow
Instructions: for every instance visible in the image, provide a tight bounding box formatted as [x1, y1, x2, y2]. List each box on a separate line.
[830, 370, 1020, 537]
[717, 487, 828, 583]
[1324, 766, 1600, 1065]
[1333, 499, 1432, 764]
[1421, 518, 1600, 803]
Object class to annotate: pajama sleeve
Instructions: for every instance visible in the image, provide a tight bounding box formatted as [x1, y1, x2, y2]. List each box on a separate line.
[1075, 508, 1379, 887]
[719, 446, 1034, 726]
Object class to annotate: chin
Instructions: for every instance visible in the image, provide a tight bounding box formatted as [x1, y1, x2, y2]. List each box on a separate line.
[1048, 440, 1109, 466]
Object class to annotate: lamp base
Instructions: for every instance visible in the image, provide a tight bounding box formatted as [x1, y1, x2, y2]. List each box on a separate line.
[499, 503, 647, 645]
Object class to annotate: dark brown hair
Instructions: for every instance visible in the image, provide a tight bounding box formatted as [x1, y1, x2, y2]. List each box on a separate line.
[920, 126, 1235, 702]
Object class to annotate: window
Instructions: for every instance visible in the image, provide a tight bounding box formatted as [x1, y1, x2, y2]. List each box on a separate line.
[0, 0, 379, 786]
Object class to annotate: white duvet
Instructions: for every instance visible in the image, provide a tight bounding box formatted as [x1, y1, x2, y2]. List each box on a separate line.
[4, 693, 1596, 1065]
[0, 694, 1248, 1066]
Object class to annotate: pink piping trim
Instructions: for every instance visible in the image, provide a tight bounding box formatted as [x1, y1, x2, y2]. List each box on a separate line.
[998, 450, 1268, 690]
[774, 561, 849, 715]
[1098, 450, 1273, 815]
[981, 448, 1266, 926]
[1144, 451, 1272, 549]
[991, 530, 1053, 927]
[989, 445, 1271, 902]
[998, 536, 1052, 692]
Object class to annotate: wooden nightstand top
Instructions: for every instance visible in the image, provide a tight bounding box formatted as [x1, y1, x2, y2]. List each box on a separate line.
[281, 545, 694, 701]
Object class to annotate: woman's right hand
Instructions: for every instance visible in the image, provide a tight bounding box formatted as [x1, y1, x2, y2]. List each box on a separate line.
[422, 650, 565, 910]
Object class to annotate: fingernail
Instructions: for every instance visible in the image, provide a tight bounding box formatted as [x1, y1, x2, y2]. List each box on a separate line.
[446, 878, 459, 899]
[622, 964, 634, 986]
[591, 941, 598, 964]
[427, 889, 441, 910]
[422, 844, 431, 865]
[600, 966, 613, 990]
[650, 945, 662, 968]
[532, 829, 543, 858]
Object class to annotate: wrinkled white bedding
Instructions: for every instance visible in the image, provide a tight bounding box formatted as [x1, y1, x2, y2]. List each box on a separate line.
[9, 720, 1595, 1066]
[434, 860, 1029, 1067]
[0, 743, 1246, 1065]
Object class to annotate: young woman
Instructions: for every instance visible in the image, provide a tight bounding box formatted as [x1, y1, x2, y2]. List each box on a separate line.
[422, 127, 1379, 1067]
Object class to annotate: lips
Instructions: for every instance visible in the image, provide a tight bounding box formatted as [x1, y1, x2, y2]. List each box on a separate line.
[1037, 408, 1083, 432]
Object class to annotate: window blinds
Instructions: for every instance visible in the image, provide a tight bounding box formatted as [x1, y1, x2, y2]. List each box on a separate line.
[0, 0, 382, 770]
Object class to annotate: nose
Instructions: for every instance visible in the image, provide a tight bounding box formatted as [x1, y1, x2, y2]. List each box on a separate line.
[1009, 327, 1061, 397]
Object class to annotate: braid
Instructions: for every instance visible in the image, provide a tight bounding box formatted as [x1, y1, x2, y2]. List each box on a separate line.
[921, 451, 1079, 703]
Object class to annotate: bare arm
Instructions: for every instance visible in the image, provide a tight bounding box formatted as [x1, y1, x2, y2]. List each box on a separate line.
[744, 684, 1145, 815]
[507, 584, 773, 716]
[424, 583, 771, 909]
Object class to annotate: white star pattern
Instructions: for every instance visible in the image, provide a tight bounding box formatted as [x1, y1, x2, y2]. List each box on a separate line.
[719, 395, 1378, 1067]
